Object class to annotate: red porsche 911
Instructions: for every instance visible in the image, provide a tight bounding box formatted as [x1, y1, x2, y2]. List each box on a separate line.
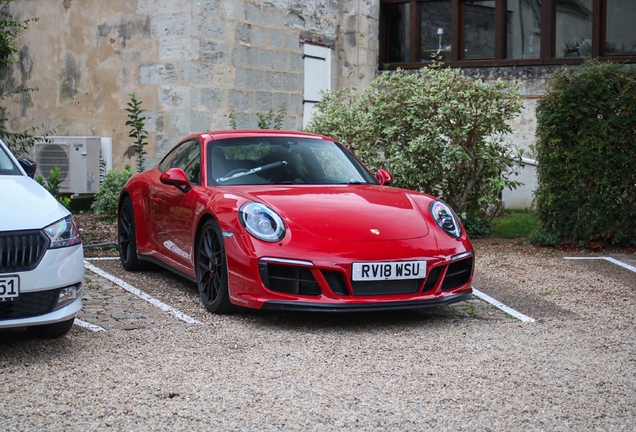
[117, 130, 474, 313]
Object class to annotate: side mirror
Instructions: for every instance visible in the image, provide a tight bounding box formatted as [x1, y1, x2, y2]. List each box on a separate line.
[18, 158, 37, 178]
[160, 168, 192, 193]
[375, 169, 394, 186]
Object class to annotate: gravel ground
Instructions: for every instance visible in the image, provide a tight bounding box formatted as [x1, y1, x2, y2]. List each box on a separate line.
[1, 239, 635, 430]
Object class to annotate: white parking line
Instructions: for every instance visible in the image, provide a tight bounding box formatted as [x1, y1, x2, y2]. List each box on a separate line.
[85, 257, 120, 261]
[564, 256, 636, 273]
[74, 318, 106, 332]
[472, 288, 536, 323]
[83, 261, 201, 325]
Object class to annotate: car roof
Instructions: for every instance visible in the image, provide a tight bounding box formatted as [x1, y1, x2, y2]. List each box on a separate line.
[198, 130, 336, 142]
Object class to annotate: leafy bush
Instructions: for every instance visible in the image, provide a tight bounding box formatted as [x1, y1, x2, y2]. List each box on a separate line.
[91, 166, 133, 219]
[306, 63, 524, 219]
[534, 60, 636, 246]
[35, 167, 70, 208]
[459, 213, 491, 239]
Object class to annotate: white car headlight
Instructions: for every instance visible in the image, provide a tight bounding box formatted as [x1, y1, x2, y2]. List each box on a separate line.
[430, 200, 462, 238]
[43, 215, 82, 249]
[239, 202, 286, 242]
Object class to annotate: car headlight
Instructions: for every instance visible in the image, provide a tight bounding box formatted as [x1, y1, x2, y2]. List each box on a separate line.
[43, 215, 82, 249]
[239, 202, 286, 242]
[430, 200, 462, 238]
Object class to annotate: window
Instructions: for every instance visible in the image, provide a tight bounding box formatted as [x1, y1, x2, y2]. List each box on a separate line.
[159, 140, 201, 185]
[507, 0, 541, 59]
[555, 0, 592, 58]
[380, 0, 636, 67]
[463, 1, 496, 58]
[420, 1, 452, 61]
[604, 0, 636, 54]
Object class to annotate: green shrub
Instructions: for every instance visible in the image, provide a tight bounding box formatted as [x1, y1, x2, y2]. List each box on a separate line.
[35, 167, 71, 209]
[534, 60, 636, 246]
[459, 213, 491, 239]
[528, 229, 560, 248]
[91, 166, 133, 219]
[306, 63, 524, 220]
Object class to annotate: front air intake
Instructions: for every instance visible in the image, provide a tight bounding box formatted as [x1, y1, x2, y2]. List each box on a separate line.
[0, 230, 49, 272]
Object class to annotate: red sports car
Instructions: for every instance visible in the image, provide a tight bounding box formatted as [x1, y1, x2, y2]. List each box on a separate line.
[117, 130, 474, 313]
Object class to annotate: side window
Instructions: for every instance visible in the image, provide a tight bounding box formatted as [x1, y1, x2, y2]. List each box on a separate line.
[158, 140, 201, 185]
[181, 146, 201, 185]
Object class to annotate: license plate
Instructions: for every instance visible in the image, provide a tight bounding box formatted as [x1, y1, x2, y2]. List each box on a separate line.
[0, 275, 19, 301]
[352, 261, 426, 281]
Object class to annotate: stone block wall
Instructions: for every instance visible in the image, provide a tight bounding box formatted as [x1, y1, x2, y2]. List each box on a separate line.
[4, 0, 379, 169]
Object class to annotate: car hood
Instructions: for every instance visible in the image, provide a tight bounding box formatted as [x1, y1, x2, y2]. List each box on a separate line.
[0, 175, 70, 231]
[240, 185, 431, 241]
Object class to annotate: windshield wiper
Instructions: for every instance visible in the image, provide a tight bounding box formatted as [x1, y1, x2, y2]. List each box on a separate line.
[216, 161, 285, 184]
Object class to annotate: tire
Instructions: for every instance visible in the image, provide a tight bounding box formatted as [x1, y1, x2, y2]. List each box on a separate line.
[118, 196, 140, 271]
[196, 219, 233, 314]
[26, 318, 75, 339]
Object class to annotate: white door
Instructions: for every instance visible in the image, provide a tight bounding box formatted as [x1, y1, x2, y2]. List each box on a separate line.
[303, 44, 331, 129]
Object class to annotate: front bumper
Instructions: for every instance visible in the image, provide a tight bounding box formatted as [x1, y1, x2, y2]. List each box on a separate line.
[0, 244, 84, 328]
[0, 295, 82, 329]
[224, 230, 474, 310]
[262, 291, 472, 312]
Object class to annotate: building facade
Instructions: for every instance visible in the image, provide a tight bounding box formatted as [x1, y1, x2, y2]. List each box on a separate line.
[5, 0, 379, 168]
[5, 0, 634, 206]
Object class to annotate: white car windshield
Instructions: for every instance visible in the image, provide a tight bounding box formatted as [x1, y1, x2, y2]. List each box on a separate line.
[208, 137, 377, 186]
[0, 144, 21, 176]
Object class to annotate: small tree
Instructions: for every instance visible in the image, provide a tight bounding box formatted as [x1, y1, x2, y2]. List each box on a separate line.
[534, 60, 636, 246]
[306, 63, 524, 220]
[125, 92, 148, 173]
[257, 103, 287, 130]
[35, 167, 71, 208]
[229, 103, 287, 130]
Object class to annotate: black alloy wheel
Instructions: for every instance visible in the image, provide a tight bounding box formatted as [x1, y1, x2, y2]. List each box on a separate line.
[118, 196, 140, 271]
[196, 219, 233, 314]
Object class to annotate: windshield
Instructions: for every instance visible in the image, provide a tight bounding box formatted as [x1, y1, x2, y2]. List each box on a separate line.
[0, 144, 21, 176]
[207, 137, 377, 186]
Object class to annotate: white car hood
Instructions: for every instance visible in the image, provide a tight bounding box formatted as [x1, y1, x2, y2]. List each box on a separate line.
[0, 175, 70, 231]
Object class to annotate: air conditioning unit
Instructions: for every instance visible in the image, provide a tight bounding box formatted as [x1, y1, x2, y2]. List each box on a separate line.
[34, 136, 102, 194]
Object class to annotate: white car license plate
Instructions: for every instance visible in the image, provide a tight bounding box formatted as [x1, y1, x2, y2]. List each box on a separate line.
[0, 275, 19, 301]
[352, 261, 426, 281]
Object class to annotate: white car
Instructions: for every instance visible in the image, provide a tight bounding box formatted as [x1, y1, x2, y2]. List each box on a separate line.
[0, 139, 83, 338]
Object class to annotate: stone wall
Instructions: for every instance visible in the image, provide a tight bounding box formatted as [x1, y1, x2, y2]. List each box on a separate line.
[4, 0, 379, 169]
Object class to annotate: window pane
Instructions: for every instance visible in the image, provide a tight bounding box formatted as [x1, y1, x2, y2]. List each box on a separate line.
[507, 0, 541, 59]
[605, 0, 636, 54]
[464, 1, 496, 58]
[555, 0, 592, 57]
[384, 3, 410, 62]
[419, 1, 452, 62]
